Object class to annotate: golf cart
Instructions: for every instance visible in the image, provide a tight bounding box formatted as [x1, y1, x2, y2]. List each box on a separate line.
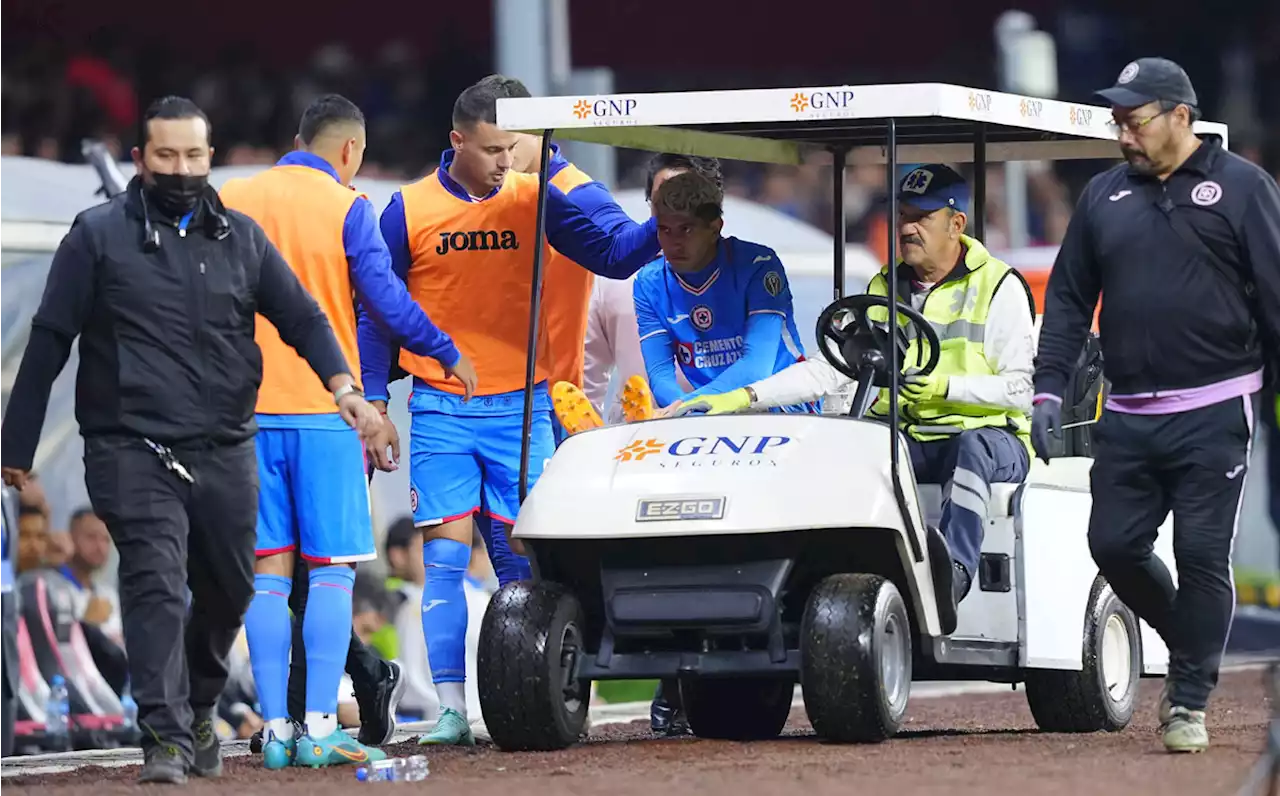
[475, 83, 1231, 751]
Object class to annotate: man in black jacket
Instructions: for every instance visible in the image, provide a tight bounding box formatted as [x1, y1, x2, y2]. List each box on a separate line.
[0, 96, 382, 784]
[1032, 58, 1280, 755]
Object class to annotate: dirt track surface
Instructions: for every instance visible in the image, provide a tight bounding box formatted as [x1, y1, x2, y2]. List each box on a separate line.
[7, 670, 1274, 796]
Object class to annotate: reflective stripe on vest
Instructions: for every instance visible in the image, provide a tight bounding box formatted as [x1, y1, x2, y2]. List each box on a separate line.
[866, 235, 1030, 447]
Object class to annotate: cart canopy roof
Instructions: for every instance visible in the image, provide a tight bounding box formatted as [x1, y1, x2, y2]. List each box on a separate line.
[497, 82, 1229, 166]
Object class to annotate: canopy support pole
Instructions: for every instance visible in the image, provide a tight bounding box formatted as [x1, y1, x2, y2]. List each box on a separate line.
[831, 146, 849, 301]
[973, 123, 987, 240]
[519, 129, 556, 505]
[885, 119, 923, 562]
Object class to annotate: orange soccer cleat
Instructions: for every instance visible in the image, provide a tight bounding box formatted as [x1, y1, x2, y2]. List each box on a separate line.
[620, 375, 657, 424]
[552, 381, 604, 435]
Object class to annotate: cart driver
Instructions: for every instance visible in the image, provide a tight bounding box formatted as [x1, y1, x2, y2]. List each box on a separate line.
[679, 164, 1038, 607]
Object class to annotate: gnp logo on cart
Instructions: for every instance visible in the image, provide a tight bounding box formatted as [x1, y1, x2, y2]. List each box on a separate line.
[572, 97, 639, 125]
[790, 90, 856, 117]
[615, 435, 793, 467]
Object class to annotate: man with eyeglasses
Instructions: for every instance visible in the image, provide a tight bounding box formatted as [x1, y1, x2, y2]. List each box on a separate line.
[1032, 57, 1280, 755]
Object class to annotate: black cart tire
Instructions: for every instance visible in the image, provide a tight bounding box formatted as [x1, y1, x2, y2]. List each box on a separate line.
[1024, 575, 1140, 733]
[680, 677, 795, 740]
[801, 574, 912, 743]
[476, 581, 590, 751]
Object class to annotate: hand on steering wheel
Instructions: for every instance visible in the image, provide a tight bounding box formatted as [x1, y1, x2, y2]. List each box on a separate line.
[815, 294, 941, 386]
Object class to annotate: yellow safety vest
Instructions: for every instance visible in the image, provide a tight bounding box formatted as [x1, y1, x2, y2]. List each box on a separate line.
[866, 235, 1032, 450]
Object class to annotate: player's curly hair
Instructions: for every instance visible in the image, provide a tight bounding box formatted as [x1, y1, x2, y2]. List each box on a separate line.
[644, 153, 723, 199]
[652, 170, 724, 223]
[453, 74, 532, 129]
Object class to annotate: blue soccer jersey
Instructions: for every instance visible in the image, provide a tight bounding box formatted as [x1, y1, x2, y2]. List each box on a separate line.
[632, 236, 817, 413]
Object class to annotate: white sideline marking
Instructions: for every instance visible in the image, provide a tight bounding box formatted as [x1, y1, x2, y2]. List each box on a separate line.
[3, 662, 1269, 778]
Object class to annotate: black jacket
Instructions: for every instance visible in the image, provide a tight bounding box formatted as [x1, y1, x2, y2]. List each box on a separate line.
[1035, 136, 1280, 400]
[0, 177, 349, 469]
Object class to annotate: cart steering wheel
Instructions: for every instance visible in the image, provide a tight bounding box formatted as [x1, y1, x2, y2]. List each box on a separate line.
[814, 294, 941, 418]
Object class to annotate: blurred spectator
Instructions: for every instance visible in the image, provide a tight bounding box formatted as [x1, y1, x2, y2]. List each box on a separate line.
[59, 508, 123, 644]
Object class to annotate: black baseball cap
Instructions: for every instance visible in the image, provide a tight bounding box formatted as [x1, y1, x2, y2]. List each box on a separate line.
[1095, 57, 1198, 109]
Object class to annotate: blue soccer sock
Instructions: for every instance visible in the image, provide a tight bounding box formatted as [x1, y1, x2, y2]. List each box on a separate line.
[244, 574, 293, 729]
[485, 516, 532, 585]
[302, 565, 355, 738]
[422, 538, 470, 714]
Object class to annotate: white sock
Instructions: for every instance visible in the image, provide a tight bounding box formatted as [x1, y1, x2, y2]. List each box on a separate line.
[305, 711, 337, 738]
[436, 682, 467, 716]
[267, 718, 294, 741]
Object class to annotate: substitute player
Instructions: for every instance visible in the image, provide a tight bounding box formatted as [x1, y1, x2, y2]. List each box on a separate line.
[220, 94, 475, 769]
[359, 74, 661, 747]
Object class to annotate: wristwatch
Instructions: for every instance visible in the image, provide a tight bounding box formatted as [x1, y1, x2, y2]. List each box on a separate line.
[333, 383, 363, 404]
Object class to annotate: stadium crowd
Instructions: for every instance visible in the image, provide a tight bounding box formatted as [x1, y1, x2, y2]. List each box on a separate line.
[10, 35, 1277, 261]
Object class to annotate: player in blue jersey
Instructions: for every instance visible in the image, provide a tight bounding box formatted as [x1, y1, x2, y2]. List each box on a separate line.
[629, 170, 818, 419]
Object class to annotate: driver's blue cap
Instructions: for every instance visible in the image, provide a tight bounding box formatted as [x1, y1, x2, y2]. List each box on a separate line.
[898, 164, 969, 213]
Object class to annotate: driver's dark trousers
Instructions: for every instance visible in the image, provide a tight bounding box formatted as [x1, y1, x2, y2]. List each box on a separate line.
[908, 427, 1030, 585]
[1086, 394, 1257, 712]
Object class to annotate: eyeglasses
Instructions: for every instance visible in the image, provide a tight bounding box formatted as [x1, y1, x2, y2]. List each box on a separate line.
[1106, 108, 1172, 135]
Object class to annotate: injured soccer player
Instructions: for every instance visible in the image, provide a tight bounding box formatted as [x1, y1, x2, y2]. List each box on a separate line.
[682, 164, 1037, 610]
[552, 169, 818, 434]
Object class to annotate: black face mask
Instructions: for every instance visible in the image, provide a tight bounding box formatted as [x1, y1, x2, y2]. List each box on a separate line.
[145, 172, 209, 218]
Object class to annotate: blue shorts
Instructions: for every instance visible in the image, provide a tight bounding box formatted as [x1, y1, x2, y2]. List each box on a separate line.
[255, 426, 375, 563]
[408, 408, 554, 527]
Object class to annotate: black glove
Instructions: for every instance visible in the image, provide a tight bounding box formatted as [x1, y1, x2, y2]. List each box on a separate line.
[1031, 396, 1062, 464]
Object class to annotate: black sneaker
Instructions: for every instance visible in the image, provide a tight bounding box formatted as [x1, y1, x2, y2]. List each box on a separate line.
[138, 744, 187, 785]
[354, 659, 405, 746]
[952, 561, 973, 605]
[649, 680, 691, 736]
[250, 719, 302, 756]
[191, 717, 222, 778]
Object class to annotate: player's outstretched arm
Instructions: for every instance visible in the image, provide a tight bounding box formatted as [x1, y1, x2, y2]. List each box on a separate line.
[345, 196, 461, 367]
[544, 184, 660, 279]
[634, 278, 687, 407]
[358, 193, 411, 402]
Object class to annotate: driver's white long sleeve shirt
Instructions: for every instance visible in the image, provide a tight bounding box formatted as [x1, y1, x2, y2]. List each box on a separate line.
[751, 277, 1037, 414]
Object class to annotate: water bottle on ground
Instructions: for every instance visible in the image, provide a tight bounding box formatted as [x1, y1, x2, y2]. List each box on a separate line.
[121, 682, 138, 742]
[402, 755, 429, 781]
[46, 674, 70, 752]
[354, 755, 429, 783]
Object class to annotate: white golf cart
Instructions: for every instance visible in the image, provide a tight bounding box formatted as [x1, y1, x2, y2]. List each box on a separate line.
[475, 83, 1230, 751]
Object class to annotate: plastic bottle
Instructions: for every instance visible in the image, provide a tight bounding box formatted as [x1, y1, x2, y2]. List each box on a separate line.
[402, 755, 430, 782]
[121, 693, 138, 733]
[45, 674, 70, 752]
[354, 755, 429, 783]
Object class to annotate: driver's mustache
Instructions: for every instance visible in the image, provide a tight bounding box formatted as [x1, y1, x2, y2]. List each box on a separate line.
[901, 236, 923, 247]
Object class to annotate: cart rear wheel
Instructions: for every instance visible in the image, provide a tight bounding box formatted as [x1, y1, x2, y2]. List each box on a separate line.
[1025, 575, 1140, 732]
